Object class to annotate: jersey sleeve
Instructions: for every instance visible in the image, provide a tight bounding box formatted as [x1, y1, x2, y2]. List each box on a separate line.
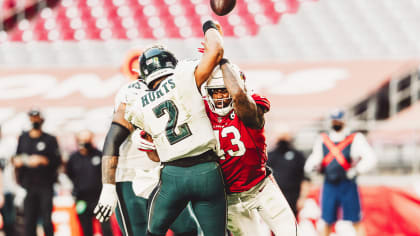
[122, 83, 146, 129]
[174, 59, 203, 106]
[174, 59, 200, 87]
[251, 94, 270, 111]
[351, 132, 377, 174]
[114, 82, 131, 111]
[124, 98, 143, 129]
[115, 81, 145, 111]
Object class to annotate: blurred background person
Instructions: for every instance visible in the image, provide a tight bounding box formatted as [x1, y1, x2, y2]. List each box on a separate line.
[66, 130, 112, 236]
[0, 124, 18, 236]
[12, 109, 62, 236]
[267, 129, 311, 218]
[0, 166, 3, 231]
[304, 109, 377, 236]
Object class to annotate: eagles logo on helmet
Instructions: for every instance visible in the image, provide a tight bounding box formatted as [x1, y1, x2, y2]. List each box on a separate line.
[138, 45, 178, 89]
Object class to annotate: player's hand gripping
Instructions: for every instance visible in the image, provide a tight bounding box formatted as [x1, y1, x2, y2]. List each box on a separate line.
[132, 129, 156, 152]
[94, 184, 118, 222]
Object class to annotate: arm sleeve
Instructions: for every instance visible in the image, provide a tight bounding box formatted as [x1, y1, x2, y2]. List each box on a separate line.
[102, 122, 131, 156]
[351, 133, 377, 174]
[304, 136, 324, 174]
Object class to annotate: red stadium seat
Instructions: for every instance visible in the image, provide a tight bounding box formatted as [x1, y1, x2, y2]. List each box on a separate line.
[59, 28, 75, 40]
[85, 27, 101, 40]
[112, 27, 128, 39]
[137, 24, 154, 38]
[8, 28, 23, 41]
[33, 28, 49, 41]
[1, 0, 308, 41]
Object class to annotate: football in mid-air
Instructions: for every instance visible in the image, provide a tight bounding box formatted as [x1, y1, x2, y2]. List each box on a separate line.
[210, 0, 236, 16]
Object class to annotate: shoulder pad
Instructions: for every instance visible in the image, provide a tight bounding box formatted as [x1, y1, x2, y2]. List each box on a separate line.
[127, 80, 146, 90]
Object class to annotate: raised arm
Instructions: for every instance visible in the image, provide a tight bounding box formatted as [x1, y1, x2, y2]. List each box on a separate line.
[194, 20, 224, 89]
[220, 62, 266, 129]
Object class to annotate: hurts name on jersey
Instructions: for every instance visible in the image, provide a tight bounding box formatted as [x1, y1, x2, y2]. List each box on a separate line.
[140, 78, 176, 107]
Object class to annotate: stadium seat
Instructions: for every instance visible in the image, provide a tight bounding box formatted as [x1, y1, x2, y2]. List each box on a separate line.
[1, 0, 306, 42]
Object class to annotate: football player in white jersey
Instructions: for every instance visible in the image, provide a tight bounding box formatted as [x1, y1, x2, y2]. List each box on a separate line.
[94, 79, 198, 236]
[95, 20, 226, 236]
[123, 21, 226, 236]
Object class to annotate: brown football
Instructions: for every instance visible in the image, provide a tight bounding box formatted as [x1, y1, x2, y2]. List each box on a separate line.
[210, 0, 236, 16]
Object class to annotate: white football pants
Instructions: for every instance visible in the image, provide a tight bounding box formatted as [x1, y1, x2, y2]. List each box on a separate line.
[227, 175, 299, 236]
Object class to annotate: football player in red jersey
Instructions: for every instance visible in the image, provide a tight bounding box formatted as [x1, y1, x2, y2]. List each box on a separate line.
[135, 59, 299, 235]
[203, 60, 298, 236]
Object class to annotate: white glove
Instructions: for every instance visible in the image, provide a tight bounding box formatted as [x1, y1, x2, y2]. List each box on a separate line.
[346, 168, 358, 180]
[132, 129, 156, 152]
[94, 184, 118, 222]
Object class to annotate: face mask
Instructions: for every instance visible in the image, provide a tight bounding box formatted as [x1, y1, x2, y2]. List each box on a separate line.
[79, 142, 93, 150]
[32, 121, 42, 130]
[276, 140, 290, 152]
[332, 124, 343, 132]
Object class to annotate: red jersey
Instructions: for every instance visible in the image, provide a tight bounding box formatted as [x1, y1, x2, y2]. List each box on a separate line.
[205, 94, 271, 193]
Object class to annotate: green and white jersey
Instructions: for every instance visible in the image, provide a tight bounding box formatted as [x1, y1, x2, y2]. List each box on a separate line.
[114, 81, 160, 182]
[125, 60, 217, 162]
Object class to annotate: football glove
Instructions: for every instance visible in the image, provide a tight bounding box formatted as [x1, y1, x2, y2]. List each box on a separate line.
[94, 184, 118, 222]
[132, 129, 156, 152]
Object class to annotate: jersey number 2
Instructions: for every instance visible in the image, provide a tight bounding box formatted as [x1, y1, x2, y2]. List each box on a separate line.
[153, 100, 192, 145]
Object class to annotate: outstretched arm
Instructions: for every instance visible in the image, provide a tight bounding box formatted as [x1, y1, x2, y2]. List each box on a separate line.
[220, 62, 266, 129]
[194, 20, 224, 89]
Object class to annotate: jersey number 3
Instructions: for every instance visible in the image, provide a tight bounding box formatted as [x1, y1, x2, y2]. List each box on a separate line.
[215, 126, 246, 157]
[153, 100, 192, 145]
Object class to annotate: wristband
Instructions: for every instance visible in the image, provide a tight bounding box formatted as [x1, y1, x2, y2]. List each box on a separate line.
[219, 58, 230, 67]
[102, 183, 116, 190]
[202, 20, 218, 35]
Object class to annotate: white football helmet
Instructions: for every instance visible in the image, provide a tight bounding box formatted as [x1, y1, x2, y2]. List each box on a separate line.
[204, 64, 246, 116]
